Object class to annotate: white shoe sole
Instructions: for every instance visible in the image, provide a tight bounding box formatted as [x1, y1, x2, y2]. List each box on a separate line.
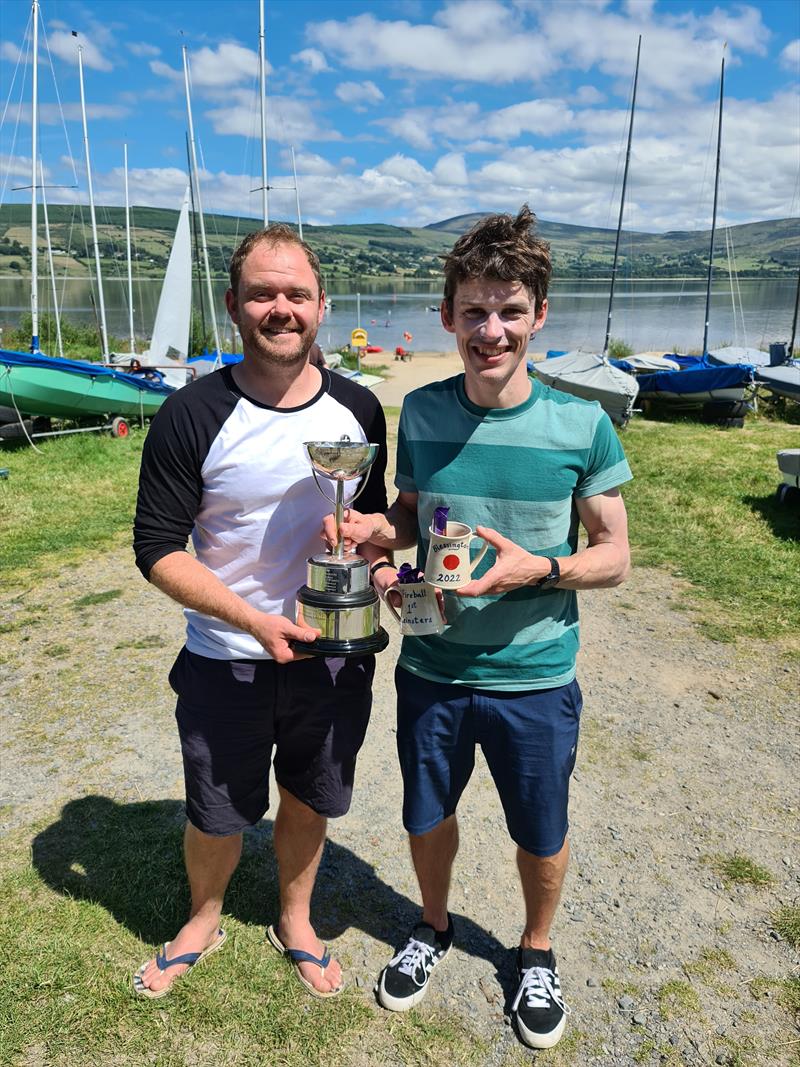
[516, 1011, 566, 1049]
[376, 944, 451, 1012]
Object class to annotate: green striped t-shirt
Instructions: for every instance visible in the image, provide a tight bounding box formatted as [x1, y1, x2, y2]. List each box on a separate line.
[395, 374, 632, 690]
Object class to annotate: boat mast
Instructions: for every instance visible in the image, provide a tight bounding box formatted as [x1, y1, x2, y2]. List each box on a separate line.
[185, 132, 207, 348]
[259, 0, 269, 227]
[40, 162, 64, 358]
[77, 36, 109, 359]
[182, 46, 222, 358]
[602, 34, 641, 357]
[124, 144, 136, 355]
[702, 53, 725, 357]
[789, 267, 800, 359]
[30, 0, 39, 352]
[291, 146, 303, 241]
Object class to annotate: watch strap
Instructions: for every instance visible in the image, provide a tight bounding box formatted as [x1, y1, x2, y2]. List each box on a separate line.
[535, 556, 560, 587]
[370, 561, 396, 580]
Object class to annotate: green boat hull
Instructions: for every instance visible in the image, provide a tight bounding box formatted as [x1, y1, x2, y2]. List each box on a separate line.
[0, 356, 170, 419]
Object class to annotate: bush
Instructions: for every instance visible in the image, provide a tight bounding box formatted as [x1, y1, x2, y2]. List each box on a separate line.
[607, 337, 634, 360]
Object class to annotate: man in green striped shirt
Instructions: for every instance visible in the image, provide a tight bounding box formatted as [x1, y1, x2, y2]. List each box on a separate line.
[326, 206, 632, 1049]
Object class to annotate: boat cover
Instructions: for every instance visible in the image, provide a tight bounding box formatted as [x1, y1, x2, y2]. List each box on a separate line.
[708, 346, 769, 367]
[612, 355, 680, 373]
[532, 350, 639, 425]
[755, 364, 800, 401]
[777, 449, 800, 480]
[635, 354, 754, 396]
[0, 348, 173, 396]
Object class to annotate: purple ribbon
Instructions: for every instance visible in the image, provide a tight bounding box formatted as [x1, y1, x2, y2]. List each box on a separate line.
[397, 563, 425, 584]
[433, 506, 450, 535]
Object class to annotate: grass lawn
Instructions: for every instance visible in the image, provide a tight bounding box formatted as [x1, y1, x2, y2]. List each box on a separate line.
[1, 408, 797, 1064]
[620, 416, 798, 644]
[1, 410, 797, 644]
[0, 808, 482, 1067]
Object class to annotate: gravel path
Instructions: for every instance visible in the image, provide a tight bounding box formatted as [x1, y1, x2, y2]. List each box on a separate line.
[3, 544, 797, 1065]
[2, 378, 798, 1065]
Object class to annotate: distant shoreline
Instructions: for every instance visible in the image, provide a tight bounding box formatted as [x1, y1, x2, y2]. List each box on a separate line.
[0, 272, 794, 283]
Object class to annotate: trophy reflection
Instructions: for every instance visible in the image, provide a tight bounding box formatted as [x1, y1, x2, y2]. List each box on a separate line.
[294, 438, 389, 657]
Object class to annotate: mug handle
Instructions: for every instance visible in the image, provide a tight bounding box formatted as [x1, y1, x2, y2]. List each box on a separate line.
[385, 583, 402, 624]
[469, 539, 489, 574]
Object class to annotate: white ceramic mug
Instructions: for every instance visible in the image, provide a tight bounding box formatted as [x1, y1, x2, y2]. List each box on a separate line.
[386, 580, 447, 636]
[424, 521, 488, 589]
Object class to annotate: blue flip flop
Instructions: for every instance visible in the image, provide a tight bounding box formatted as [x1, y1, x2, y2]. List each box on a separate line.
[266, 924, 344, 999]
[133, 928, 227, 999]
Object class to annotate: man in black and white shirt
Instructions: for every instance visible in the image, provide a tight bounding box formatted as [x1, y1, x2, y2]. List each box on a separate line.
[132, 224, 388, 999]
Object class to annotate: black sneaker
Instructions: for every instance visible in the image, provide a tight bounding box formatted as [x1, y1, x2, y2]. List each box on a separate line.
[512, 947, 569, 1049]
[377, 916, 454, 1011]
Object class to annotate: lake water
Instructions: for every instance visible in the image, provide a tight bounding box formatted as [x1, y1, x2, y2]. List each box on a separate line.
[0, 276, 795, 355]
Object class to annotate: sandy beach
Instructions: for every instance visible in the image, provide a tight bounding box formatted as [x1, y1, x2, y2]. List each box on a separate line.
[367, 348, 549, 407]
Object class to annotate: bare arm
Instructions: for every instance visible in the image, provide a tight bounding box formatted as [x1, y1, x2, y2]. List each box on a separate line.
[149, 551, 320, 663]
[457, 488, 630, 597]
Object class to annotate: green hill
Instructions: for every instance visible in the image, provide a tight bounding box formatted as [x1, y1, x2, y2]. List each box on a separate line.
[0, 203, 795, 280]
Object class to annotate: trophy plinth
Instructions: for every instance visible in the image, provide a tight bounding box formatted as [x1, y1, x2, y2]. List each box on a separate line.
[294, 439, 389, 658]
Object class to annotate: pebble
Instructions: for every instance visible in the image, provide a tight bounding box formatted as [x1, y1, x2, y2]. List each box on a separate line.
[586, 977, 598, 987]
[632, 1011, 647, 1025]
[618, 995, 635, 1011]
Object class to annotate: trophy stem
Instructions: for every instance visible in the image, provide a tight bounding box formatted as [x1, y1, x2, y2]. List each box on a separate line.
[335, 480, 345, 560]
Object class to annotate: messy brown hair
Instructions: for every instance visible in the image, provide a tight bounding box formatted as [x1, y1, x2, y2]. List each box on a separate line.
[442, 205, 551, 311]
[228, 224, 323, 299]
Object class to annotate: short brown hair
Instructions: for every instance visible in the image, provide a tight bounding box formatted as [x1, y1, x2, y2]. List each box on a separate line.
[442, 205, 551, 311]
[228, 224, 323, 298]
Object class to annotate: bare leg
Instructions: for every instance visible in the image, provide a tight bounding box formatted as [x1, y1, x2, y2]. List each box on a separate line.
[273, 785, 342, 993]
[408, 814, 459, 931]
[517, 838, 570, 950]
[136, 821, 242, 993]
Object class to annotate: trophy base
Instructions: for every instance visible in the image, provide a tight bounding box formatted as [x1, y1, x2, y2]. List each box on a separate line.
[291, 627, 390, 658]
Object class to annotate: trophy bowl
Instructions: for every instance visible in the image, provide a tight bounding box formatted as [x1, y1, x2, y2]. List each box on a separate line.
[293, 438, 389, 657]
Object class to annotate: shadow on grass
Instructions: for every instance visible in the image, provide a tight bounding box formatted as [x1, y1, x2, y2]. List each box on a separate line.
[744, 491, 800, 540]
[31, 794, 518, 996]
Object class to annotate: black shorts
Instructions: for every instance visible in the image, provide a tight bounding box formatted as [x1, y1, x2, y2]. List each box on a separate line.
[169, 647, 375, 836]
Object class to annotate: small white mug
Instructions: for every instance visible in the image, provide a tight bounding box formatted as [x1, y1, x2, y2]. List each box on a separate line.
[424, 520, 488, 589]
[386, 580, 446, 636]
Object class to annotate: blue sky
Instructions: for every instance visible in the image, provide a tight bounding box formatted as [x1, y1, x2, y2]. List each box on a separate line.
[2, 0, 798, 231]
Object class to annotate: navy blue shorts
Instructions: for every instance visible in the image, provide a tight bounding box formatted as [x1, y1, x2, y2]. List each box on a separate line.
[170, 648, 374, 836]
[395, 666, 583, 857]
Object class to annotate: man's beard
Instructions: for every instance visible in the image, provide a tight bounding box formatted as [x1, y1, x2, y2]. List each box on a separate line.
[240, 323, 317, 367]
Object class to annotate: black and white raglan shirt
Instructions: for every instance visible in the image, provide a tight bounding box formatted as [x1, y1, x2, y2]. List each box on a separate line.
[133, 366, 388, 660]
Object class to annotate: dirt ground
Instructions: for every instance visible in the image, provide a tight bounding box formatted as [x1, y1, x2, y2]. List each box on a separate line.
[2, 360, 798, 1065]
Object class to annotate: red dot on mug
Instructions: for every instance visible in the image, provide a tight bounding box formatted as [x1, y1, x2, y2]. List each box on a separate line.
[443, 554, 460, 570]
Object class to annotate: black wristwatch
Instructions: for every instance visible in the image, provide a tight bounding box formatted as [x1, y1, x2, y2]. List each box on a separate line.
[535, 556, 560, 588]
[370, 561, 395, 580]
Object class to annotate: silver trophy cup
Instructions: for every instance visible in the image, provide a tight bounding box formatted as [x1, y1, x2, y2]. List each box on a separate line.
[294, 438, 389, 657]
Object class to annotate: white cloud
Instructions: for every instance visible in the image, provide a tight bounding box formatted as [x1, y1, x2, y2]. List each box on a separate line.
[699, 4, 769, 57]
[622, 0, 655, 15]
[49, 30, 112, 72]
[204, 90, 340, 145]
[433, 152, 468, 186]
[335, 81, 385, 107]
[308, 2, 773, 100]
[4, 102, 131, 125]
[128, 42, 161, 59]
[0, 153, 41, 181]
[292, 48, 331, 73]
[572, 85, 606, 106]
[307, 11, 559, 84]
[487, 99, 575, 139]
[152, 42, 259, 90]
[779, 39, 800, 73]
[1, 41, 24, 64]
[281, 150, 337, 176]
